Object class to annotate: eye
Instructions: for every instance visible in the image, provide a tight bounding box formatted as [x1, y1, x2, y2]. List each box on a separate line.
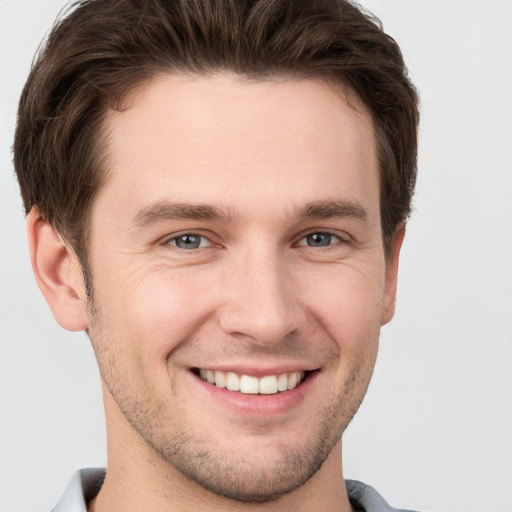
[166, 233, 211, 250]
[297, 232, 342, 248]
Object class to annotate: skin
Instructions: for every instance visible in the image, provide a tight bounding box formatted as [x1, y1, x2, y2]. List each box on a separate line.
[27, 75, 404, 512]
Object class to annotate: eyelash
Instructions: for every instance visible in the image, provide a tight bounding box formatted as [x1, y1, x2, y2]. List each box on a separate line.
[163, 233, 214, 250]
[295, 232, 346, 249]
[162, 231, 349, 251]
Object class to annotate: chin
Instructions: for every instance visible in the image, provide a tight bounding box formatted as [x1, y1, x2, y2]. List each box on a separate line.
[165, 440, 332, 503]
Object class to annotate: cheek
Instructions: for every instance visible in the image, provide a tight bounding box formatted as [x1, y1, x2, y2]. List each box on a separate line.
[301, 262, 386, 350]
[93, 262, 220, 360]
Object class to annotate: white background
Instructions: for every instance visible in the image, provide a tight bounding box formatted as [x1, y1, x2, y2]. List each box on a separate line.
[1, 1, 511, 511]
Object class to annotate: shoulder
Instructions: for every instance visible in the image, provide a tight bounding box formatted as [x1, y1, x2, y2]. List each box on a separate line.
[50, 468, 105, 512]
[346, 480, 420, 512]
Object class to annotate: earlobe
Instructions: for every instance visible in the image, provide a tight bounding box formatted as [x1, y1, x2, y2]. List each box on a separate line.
[26, 208, 88, 332]
[381, 225, 406, 326]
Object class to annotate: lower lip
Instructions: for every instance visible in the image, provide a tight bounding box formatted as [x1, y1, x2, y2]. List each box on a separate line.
[192, 371, 317, 416]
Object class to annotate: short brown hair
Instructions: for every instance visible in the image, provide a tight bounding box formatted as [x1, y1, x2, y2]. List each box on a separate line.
[14, 0, 419, 279]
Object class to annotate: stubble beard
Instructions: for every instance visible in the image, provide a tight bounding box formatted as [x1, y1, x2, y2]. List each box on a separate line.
[114, 370, 371, 504]
[87, 304, 377, 504]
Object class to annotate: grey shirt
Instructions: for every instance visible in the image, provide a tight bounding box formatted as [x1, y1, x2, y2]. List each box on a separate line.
[51, 468, 418, 512]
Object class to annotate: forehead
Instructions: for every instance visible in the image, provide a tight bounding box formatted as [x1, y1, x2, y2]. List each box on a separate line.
[97, 74, 379, 223]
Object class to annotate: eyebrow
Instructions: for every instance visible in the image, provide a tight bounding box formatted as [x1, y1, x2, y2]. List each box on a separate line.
[295, 199, 369, 224]
[130, 201, 240, 228]
[130, 198, 369, 229]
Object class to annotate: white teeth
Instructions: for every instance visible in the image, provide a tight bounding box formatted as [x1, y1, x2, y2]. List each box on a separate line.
[214, 370, 226, 389]
[225, 371, 240, 391]
[198, 369, 306, 395]
[240, 375, 259, 394]
[259, 375, 278, 394]
[277, 373, 288, 392]
[287, 372, 297, 390]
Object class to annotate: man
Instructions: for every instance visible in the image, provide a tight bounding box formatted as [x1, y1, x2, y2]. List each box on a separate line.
[13, 0, 419, 510]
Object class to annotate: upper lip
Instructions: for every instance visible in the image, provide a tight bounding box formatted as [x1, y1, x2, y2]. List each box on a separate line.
[191, 364, 318, 377]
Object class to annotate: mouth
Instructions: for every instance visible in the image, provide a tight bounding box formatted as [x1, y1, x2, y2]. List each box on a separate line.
[193, 368, 309, 395]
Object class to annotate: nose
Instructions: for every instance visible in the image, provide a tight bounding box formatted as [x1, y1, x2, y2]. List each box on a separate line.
[218, 249, 303, 347]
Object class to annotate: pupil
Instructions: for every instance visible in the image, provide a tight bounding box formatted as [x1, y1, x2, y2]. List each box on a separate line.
[177, 235, 200, 249]
[307, 233, 331, 247]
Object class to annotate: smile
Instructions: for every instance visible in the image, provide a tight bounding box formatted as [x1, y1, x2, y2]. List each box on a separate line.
[197, 369, 306, 395]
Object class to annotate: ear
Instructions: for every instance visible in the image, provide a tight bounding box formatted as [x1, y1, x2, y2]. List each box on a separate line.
[381, 225, 406, 326]
[26, 208, 89, 331]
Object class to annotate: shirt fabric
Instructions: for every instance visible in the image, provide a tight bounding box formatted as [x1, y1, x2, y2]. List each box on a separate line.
[51, 468, 418, 512]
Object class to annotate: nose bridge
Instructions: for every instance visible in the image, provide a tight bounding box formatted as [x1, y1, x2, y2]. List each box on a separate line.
[219, 244, 301, 346]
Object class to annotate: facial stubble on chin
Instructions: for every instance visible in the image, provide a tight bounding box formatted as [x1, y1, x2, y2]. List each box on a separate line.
[87, 303, 377, 504]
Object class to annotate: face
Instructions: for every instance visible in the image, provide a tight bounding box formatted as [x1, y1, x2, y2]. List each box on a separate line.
[85, 75, 399, 502]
